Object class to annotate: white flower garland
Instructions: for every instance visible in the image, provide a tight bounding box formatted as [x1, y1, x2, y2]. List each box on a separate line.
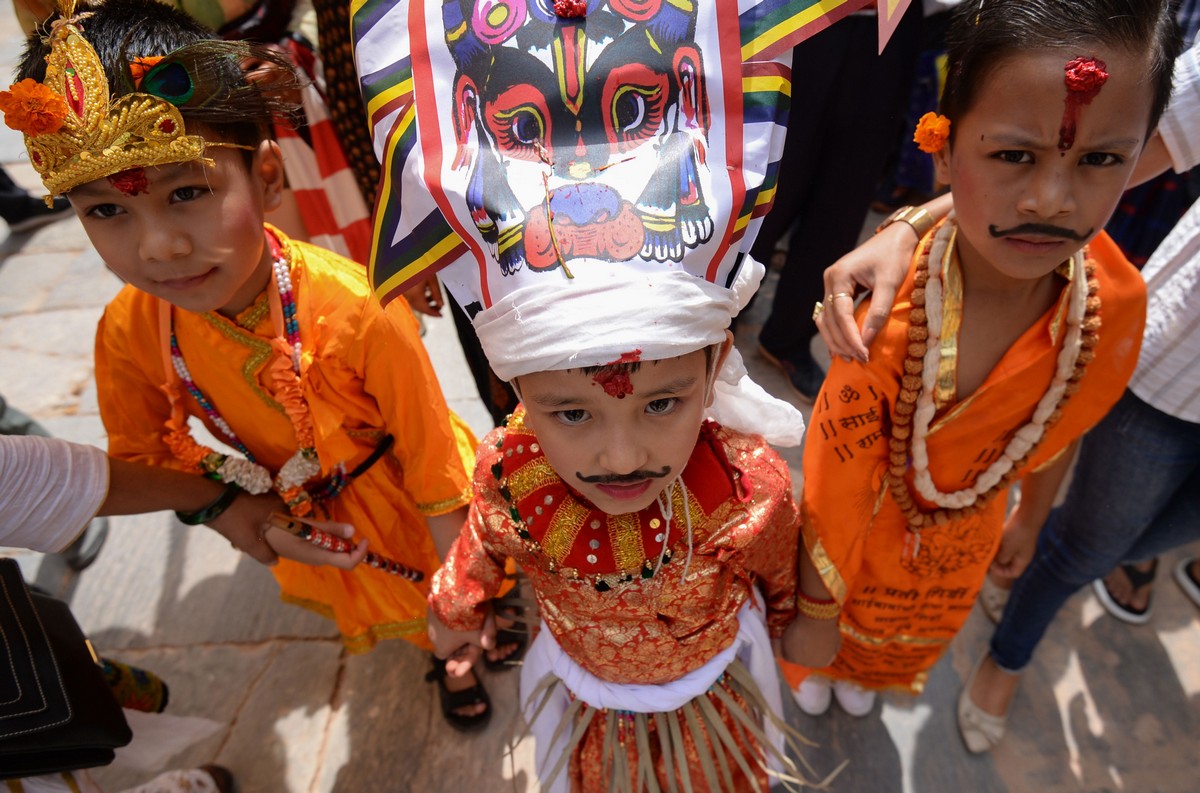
[215, 456, 273, 494]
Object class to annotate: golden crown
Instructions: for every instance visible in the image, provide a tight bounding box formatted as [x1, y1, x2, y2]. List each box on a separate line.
[0, 9, 206, 197]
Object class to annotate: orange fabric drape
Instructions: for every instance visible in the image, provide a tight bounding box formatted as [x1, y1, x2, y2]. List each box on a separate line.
[785, 231, 1145, 693]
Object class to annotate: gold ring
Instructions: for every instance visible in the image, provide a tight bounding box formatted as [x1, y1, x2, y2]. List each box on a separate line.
[827, 292, 854, 303]
[812, 301, 825, 322]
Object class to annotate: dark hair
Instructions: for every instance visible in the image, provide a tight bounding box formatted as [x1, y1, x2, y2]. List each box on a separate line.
[940, 0, 1181, 137]
[15, 0, 297, 152]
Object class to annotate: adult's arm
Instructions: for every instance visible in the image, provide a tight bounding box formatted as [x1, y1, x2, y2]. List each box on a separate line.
[103, 453, 279, 565]
[1, 434, 363, 567]
[109, 456, 366, 568]
[1, 434, 108, 553]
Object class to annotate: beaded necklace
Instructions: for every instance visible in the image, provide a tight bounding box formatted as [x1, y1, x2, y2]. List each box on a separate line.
[888, 218, 1100, 554]
[161, 230, 332, 515]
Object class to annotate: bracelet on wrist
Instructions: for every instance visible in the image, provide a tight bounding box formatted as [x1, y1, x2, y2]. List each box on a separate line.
[875, 205, 935, 240]
[175, 481, 242, 526]
[797, 591, 840, 621]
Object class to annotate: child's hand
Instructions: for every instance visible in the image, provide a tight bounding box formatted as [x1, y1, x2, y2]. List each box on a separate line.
[990, 511, 1039, 580]
[207, 491, 282, 566]
[781, 615, 842, 669]
[403, 275, 445, 317]
[262, 520, 369, 569]
[240, 44, 303, 105]
[428, 606, 496, 679]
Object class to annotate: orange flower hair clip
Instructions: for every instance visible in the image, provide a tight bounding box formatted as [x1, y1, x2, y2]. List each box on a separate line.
[914, 112, 951, 154]
[129, 56, 165, 89]
[0, 79, 68, 137]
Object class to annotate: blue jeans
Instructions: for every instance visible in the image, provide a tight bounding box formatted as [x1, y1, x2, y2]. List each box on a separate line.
[990, 389, 1200, 672]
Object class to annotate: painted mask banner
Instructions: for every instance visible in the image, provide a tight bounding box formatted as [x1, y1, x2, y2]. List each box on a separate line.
[354, 0, 873, 307]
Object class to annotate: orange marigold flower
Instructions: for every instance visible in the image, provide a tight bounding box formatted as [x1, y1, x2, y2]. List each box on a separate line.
[913, 112, 951, 154]
[0, 79, 68, 136]
[129, 56, 164, 88]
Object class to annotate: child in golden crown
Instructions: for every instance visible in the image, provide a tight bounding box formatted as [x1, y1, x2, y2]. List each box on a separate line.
[351, 0, 858, 788]
[1, 0, 515, 730]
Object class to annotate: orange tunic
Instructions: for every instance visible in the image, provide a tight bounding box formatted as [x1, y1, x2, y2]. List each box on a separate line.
[794, 231, 1145, 693]
[95, 230, 475, 653]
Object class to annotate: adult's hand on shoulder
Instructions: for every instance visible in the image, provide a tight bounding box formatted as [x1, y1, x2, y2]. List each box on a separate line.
[819, 194, 953, 361]
[818, 223, 914, 363]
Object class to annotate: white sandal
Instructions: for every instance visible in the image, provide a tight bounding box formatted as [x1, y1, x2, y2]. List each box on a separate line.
[957, 653, 1010, 754]
[1174, 557, 1200, 610]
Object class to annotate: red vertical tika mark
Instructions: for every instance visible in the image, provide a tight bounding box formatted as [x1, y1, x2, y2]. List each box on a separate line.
[592, 350, 642, 398]
[1058, 56, 1109, 152]
[108, 168, 149, 196]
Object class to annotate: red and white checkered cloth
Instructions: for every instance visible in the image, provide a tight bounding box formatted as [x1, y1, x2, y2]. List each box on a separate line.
[274, 40, 373, 265]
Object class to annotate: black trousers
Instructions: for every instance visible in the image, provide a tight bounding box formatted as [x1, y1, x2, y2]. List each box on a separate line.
[0, 166, 33, 223]
[754, 9, 923, 359]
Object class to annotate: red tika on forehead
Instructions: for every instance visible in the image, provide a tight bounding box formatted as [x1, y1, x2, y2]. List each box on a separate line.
[108, 167, 149, 196]
[1059, 56, 1109, 152]
[592, 350, 642, 398]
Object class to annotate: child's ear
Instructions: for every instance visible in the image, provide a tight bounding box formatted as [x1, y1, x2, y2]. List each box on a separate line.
[932, 140, 953, 187]
[254, 140, 285, 212]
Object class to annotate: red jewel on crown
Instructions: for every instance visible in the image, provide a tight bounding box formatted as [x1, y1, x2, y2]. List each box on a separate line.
[554, 0, 587, 18]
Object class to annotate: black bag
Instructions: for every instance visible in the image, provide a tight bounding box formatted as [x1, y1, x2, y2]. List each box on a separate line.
[0, 558, 132, 779]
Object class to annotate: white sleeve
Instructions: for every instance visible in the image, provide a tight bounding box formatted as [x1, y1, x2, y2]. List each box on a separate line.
[0, 435, 109, 553]
[1159, 43, 1200, 172]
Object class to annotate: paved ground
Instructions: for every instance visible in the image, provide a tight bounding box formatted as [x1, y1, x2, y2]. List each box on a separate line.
[2, 7, 1199, 792]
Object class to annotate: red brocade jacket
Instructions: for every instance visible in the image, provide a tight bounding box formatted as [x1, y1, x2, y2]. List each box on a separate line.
[431, 410, 800, 686]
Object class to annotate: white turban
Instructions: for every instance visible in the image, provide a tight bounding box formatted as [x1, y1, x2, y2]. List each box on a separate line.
[472, 258, 806, 447]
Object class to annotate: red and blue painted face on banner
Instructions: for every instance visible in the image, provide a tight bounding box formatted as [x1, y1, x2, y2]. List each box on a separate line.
[441, 0, 713, 276]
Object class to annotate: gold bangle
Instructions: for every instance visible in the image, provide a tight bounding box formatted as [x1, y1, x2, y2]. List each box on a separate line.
[876, 205, 935, 240]
[797, 592, 840, 621]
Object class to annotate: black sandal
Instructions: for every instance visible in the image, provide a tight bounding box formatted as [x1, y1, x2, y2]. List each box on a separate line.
[425, 656, 491, 732]
[484, 579, 535, 672]
[1092, 559, 1158, 625]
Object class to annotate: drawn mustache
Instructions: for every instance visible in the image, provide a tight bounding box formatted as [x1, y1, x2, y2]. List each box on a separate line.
[988, 223, 1091, 242]
[577, 466, 672, 485]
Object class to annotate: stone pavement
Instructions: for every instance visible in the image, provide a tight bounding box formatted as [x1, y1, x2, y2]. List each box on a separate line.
[2, 6, 1199, 792]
